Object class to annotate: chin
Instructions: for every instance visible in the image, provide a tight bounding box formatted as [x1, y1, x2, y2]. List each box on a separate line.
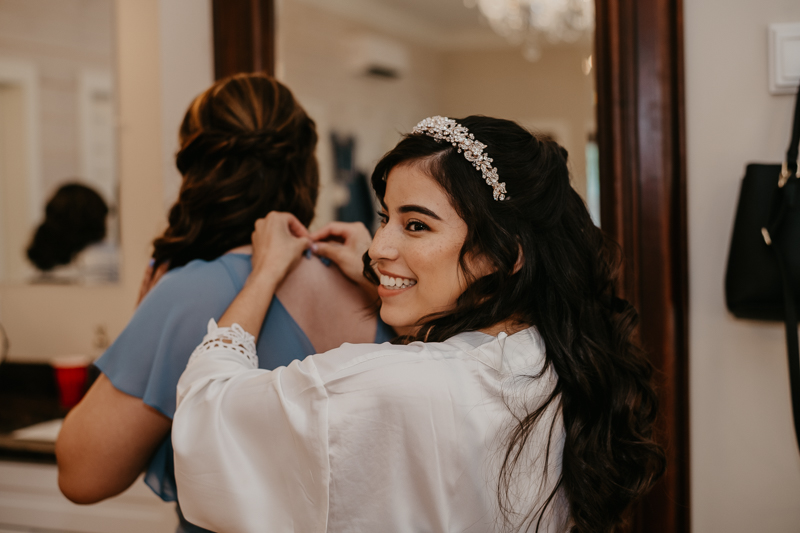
[379, 306, 419, 332]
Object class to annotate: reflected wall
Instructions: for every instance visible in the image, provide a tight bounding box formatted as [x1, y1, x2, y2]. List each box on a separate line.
[0, 0, 118, 285]
[277, 0, 596, 230]
[0, 0, 181, 361]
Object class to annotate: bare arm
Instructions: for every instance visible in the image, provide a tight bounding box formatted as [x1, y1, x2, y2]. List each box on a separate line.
[56, 374, 171, 504]
[57, 257, 172, 503]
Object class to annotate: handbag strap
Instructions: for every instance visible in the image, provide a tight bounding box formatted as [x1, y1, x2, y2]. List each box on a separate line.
[773, 242, 800, 453]
[787, 84, 800, 177]
[769, 176, 800, 453]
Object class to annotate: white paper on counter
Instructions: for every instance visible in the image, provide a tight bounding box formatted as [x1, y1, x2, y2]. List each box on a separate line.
[11, 418, 63, 442]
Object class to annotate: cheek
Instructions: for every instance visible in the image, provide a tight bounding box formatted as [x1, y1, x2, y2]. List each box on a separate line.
[418, 242, 465, 300]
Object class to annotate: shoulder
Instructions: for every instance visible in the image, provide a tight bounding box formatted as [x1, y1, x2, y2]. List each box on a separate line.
[310, 338, 474, 384]
[124, 255, 250, 335]
[312, 328, 548, 384]
[143, 255, 248, 306]
[158, 255, 245, 290]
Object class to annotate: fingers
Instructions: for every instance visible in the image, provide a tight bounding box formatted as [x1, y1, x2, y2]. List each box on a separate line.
[311, 241, 345, 262]
[248, 213, 313, 286]
[310, 221, 368, 243]
[253, 212, 310, 243]
[249, 215, 372, 288]
[285, 213, 310, 239]
[251, 212, 312, 264]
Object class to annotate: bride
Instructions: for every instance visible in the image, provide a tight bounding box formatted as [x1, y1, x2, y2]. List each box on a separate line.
[172, 116, 665, 532]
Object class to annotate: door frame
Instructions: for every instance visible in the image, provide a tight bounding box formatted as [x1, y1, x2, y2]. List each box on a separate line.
[212, 0, 275, 79]
[595, 0, 690, 531]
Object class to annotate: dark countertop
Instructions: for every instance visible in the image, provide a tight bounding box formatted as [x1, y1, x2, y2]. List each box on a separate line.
[0, 362, 96, 463]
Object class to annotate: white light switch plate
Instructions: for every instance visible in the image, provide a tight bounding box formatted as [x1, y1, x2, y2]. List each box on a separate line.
[769, 23, 800, 94]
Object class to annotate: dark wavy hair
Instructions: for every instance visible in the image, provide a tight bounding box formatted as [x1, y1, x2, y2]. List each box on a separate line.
[27, 182, 108, 271]
[152, 73, 319, 270]
[365, 116, 665, 532]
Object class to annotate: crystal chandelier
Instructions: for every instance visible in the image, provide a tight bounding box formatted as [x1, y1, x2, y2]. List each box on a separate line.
[465, 0, 594, 62]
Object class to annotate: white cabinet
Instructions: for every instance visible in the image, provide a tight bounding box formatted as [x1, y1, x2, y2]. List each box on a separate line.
[0, 460, 178, 532]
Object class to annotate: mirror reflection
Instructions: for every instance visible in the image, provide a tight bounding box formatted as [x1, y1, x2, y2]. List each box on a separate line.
[0, 0, 118, 285]
[278, 0, 598, 229]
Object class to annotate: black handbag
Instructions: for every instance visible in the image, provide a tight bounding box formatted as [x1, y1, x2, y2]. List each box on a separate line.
[725, 83, 800, 453]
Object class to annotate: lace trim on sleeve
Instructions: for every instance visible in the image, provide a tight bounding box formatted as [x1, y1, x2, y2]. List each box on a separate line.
[188, 319, 258, 368]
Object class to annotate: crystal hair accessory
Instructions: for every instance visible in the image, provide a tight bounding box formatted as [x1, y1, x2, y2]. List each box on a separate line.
[412, 116, 507, 201]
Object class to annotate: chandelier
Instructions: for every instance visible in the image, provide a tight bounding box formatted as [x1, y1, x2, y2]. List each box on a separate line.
[465, 0, 594, 61]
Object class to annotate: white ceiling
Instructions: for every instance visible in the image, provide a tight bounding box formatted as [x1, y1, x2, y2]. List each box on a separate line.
[366, 0, 487, 31]
[292, 0, 510, 50]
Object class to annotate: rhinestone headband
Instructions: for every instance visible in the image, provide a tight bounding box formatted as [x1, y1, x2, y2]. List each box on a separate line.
[412, 116, 507, 201]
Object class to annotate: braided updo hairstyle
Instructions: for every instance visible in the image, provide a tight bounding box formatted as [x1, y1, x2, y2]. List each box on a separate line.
[366, 116, 665, 532]
[152, 73, 318, 270]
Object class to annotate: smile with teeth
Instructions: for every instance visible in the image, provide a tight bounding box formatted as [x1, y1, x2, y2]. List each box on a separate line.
[379, 274, 417, 290]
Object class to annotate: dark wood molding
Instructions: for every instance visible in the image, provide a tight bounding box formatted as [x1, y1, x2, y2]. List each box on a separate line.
[212, 0, 275, 79]
[595, 0, 690, 532]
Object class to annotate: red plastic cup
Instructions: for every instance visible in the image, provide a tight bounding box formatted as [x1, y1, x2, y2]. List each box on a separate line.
[51, 355, 91, 409]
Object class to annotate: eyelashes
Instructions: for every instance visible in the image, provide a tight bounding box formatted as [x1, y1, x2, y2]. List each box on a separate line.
[376, 211, 430, 233]
[405, 220, 429, 232]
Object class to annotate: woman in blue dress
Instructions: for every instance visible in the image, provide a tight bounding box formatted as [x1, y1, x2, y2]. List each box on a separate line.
[55, 73, 393, 532]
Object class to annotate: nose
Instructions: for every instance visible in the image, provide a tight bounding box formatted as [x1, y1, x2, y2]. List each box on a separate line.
[368, 224, 399, 263]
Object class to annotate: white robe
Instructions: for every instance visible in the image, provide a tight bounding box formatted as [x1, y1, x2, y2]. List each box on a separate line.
[173, 322, 567, 533]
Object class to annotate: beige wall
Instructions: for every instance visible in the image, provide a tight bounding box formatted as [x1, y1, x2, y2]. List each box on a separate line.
[278, 0, 443, 228]
[158, 0, 213, 211]
[685, 0, 800, 530]
[440, 44, 594, 198]
[0, 0, 164, 361]
[0, 0, 114, 197]
[278, 0, 595, 223]
[0, 0, 116, 283]
[0, 0, 214, 362]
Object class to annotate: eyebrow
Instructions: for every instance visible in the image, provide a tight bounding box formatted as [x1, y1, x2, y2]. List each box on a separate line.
[398, 204, 442, 220]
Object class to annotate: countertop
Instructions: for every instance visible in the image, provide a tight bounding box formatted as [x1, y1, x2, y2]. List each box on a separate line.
[0, 362, 96, 463]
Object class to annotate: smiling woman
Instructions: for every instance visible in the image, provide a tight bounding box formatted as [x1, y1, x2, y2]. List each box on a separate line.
[370, 163, 470, 328]
[172, 115, 664, 533]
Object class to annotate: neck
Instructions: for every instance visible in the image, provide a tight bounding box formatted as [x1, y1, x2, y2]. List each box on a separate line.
[405, 319, 529, 341]
[225, 245, 253, 255]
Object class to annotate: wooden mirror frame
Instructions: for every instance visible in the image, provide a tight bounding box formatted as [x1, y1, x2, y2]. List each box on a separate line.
[212, 0, 690, 530]
[212, 0, 275, 79]
[595, 0, 689, 531]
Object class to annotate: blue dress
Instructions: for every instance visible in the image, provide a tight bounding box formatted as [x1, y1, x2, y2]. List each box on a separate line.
[95, 253, 394, 533]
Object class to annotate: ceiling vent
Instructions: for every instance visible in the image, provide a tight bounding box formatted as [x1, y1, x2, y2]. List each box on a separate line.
[346, 34, 409, 79]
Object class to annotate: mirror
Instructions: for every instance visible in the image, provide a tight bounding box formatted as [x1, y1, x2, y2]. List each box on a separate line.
[276, 0, 598, 229]
[0, 0, 118, 285]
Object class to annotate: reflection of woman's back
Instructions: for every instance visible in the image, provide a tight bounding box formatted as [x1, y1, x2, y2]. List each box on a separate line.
[56, 73, 391, 533]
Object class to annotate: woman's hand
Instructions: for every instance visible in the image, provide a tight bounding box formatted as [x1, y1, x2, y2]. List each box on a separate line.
[218, 212, 310, 336]
[310, 222, 376, 299]
[250, 212, 311, 284]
